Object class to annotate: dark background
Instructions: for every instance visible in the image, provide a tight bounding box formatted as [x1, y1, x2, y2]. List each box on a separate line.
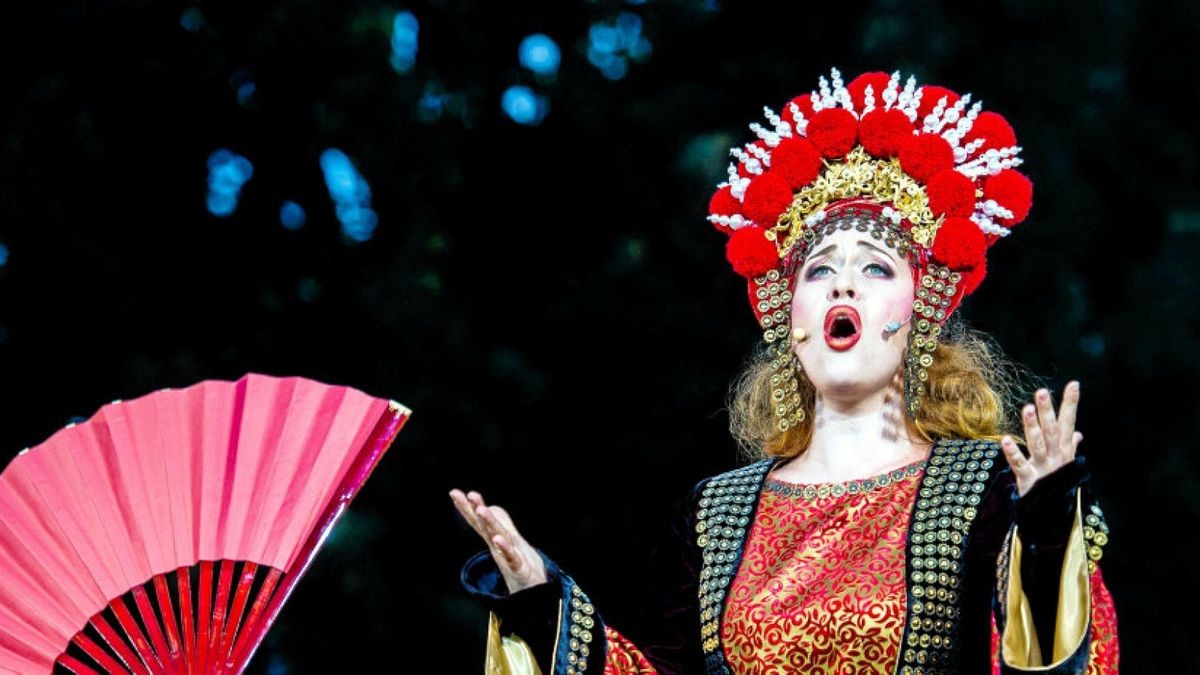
[1, 0, 1194, 671]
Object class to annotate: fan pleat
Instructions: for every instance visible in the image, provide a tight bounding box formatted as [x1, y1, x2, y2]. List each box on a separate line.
[0, 467, 95, 643]
[196, 381, 238, 564]
[8, 456, 108, 620]
[66, 418, 152, 594]
[0, 618, 60, 671]
[257, 381, 350, 569]
[108, 393, 176, 579]
[278, 389, 384, 572]
[15, 437, 124, 606]
[225, 377, 303, 565]
[154, 393, 196, 577]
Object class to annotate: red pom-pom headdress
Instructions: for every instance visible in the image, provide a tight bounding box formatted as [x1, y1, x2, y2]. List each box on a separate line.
[706, 68, 1033, 426]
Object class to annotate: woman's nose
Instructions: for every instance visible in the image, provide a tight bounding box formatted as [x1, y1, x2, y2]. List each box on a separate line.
[830, 271, 857, 299]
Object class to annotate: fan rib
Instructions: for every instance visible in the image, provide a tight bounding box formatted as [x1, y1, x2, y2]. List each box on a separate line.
[207, 560, 235, 672]
[131, 585, 173, 675]
[215, 561, 256, 669]
[150, 575, 183, 675]
[68, 633, 122, 673]
[175, 568, 195, 673]
[196, 561, 212, 674]
[110, 596, 163, 674]
[225, 567, 281, 668]
[56, 651, 102, 674]
[90, 611, 150, 675]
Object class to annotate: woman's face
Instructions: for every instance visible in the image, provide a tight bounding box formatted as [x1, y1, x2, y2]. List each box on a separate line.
[790, 226, 915, 403]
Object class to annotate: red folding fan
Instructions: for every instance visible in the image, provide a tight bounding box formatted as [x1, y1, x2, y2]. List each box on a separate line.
[0, 373, 411, 674]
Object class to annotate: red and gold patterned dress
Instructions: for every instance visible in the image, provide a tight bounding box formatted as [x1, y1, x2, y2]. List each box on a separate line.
[722, 460, 927, 673]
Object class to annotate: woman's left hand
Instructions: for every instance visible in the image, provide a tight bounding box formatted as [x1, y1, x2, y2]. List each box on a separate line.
[1001, 381, 1083, 497]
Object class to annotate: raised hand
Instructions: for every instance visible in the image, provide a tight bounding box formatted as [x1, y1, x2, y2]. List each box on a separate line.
[1000, 381, 1084, 497]
[449, 488, 548, 593]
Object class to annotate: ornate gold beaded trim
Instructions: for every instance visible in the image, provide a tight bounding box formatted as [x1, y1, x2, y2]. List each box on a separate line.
[763, 459, 927, 500]
[899, 438, 1000, 675]
[754, 268, 794, 343]
[752, 268, 804, 433]
[904, 264, 960, 417]
[780, 203, 918, 279]
[1082, 501, 1110, 574]
[562, 583, 596, 674]
[771, 146, 941, 256]
[996, 525, 1014, 612]
[695, 459, 774, 670]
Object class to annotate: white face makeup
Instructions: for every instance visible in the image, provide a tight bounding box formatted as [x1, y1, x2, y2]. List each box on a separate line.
[790, 227, 916, 403]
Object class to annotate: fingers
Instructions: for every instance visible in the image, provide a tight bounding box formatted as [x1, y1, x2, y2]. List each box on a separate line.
[474, 502, 511, 542]
[474, 502, 522, 559]
[449, 489, 514, 548]
[491, 533, 523, 570]
[1001, 435, 1034, 491]
[489, 505, 524, 544]
[1034, 388, 1059, 459]
[449, 489, 484, 535]
[1000, 435, 1023, 464]
[1020, 403, 1045, 462]
[450, 490, 530, 573]
[1058, 381, 1080, 450]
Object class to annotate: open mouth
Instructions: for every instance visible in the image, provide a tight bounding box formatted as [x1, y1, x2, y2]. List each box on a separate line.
[823, 306, 862, 351]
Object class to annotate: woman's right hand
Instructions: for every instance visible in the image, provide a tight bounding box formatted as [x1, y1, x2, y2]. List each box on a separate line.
[449, 488, 548, 593]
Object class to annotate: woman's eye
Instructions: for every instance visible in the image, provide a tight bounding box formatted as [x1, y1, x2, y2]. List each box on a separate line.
[806, 263, 890, 280]
[806, 265, 832, 279]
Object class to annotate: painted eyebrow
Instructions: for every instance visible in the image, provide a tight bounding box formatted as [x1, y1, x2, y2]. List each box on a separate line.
[805, 241, 899, 266]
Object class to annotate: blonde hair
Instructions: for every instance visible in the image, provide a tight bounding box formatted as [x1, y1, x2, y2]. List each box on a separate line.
[726, 326, 1033, 461]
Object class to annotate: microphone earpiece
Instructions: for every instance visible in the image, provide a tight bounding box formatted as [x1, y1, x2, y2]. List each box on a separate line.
[792, 327, 809, 343]
[884, 315, 912, 334]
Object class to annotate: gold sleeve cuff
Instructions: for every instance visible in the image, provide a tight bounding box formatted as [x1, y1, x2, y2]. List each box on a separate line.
[486, 611, 544, 675]
[1001, 489, 1090, 670]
